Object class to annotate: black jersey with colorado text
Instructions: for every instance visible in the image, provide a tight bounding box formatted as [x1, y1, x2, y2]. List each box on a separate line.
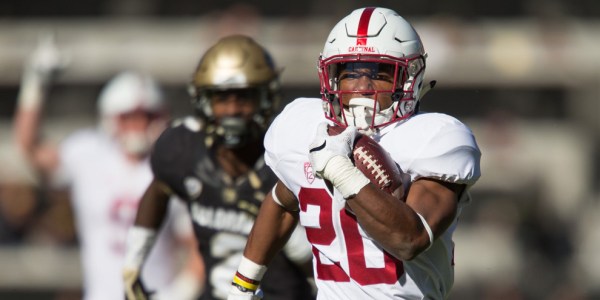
[150, 117, 313, 300]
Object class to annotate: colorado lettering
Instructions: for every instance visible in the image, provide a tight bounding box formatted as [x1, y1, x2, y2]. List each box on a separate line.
[191, 203, 254, 234]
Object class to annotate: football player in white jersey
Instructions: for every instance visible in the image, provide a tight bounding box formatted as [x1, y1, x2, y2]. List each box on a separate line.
[228, 7, 481, 300]
[13, 36, 203, 300]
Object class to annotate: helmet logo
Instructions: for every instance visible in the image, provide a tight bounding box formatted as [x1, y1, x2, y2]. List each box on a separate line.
[349, 8, 377, 53]
[356, 7, 376, 45]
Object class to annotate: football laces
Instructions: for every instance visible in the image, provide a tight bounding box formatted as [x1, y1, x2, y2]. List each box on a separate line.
[354, 146, 391, 187]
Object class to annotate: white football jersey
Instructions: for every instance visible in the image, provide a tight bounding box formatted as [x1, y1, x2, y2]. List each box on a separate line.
[264, 98, 481, 299]
[57, 129, 190, 300]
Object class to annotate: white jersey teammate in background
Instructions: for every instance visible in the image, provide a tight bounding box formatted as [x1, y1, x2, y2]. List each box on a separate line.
[229, 7, 481, 300]
[13, 36, 203, 300]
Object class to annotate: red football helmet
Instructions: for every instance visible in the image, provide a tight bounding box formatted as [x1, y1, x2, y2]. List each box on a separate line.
[318, 7, 428, 133]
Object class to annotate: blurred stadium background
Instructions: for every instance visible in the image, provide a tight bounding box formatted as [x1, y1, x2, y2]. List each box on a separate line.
[0, 1, 599, 299]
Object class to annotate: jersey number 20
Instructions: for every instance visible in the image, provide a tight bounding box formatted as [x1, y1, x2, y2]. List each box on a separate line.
[299, 187, 404, 285]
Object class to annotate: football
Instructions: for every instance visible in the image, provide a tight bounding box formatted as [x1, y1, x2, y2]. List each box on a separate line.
[328, 125, 405, 199]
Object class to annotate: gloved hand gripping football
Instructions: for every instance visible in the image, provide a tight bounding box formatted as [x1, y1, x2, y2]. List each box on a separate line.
[308, 122, 370, 198]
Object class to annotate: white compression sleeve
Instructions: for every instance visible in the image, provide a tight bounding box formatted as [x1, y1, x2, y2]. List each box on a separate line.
[123, 226, 157, 270]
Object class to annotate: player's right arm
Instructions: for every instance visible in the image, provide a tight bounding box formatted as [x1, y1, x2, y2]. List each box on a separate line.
[14, 35, 67, 176]
[228, 180, 300, 300]
[124, 122, 206, 300]
[244, 180, 300, 265]
[133, 178, 172, 229]
[123, 178, 171, 300]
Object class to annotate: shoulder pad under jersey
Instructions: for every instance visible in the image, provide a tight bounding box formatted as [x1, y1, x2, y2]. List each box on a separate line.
[151, 117, 207, 195]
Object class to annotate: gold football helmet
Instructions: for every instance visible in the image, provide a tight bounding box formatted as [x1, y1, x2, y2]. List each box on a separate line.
[190, 35, 281, 131]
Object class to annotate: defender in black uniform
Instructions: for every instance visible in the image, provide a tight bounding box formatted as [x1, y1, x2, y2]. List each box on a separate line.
[123, 35, 314, 300]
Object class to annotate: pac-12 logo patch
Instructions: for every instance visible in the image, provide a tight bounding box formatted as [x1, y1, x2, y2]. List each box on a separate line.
[304, 162, 315, 184]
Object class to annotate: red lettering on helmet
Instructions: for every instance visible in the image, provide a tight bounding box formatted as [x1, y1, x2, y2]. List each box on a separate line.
[348, 46, 376, 53]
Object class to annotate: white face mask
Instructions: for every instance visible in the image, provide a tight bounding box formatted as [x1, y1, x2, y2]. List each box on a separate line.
[343, 97, 395, 136]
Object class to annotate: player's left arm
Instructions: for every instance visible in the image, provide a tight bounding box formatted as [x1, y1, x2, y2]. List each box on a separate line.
[348, 123, 479, 261]
[228, 180, 299, 299]
[310, 120, 479, 261]
[346, 177, 464, 261]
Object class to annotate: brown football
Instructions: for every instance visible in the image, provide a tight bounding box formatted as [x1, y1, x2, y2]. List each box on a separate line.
[328, 125, 404, 199]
